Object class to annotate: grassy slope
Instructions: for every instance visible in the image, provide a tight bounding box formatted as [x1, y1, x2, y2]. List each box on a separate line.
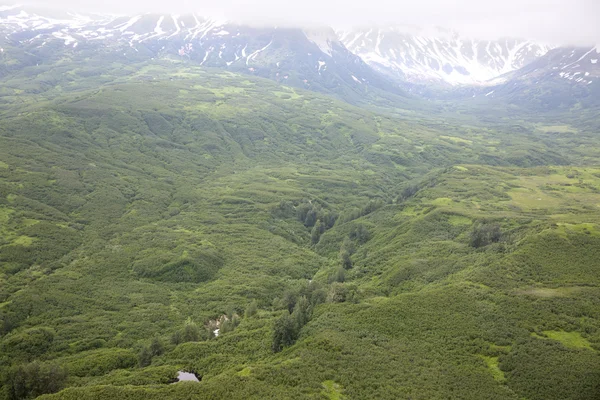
[0, 63, 598, 399]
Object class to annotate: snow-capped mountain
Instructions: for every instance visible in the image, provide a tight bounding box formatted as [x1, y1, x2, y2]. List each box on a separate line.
[0, 5, 404, 98]
[2, 2, 596, 111]
[474, 46, 600, 109]
[338, 26, 552, 86]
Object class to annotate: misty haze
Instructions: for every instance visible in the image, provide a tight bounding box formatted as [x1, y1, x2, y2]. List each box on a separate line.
[0, 1, 599, 399]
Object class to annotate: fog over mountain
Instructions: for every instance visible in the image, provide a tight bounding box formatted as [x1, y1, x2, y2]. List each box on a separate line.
[7, 0, 600, 45]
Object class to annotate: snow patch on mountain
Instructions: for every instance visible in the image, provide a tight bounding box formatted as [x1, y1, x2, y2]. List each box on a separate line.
[51, 31, 77, 46]
[168, 15, 181, 38]
[0, 4, 20, 11]
[117, 15, 141, 32]
[246, 38, 273, 65]
[304, 29, 338, 57]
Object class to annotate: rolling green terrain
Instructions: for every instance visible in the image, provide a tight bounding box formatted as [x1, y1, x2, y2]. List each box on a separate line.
[0, 60, 599, 400]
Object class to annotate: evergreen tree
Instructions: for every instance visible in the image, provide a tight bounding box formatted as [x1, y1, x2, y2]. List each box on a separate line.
[138, 346, 152, 367]
[5, 362, 67, 400]
[339, 237, 356, 269]
[245, 300, 258, 318]
[170, 330, 183, 345]
[470, 222, 502, 248]
[272, 313, 298, 353]
[328, 267, 346, 284]
[283, 291, 297, 314]
[349, 224, 370, 244]
[292, 296, 311, 328]
[311, 220, 324, 244]
[304, 209, 317, 227]
[149, 336, 164, 357]
[182, 318, 201, 342]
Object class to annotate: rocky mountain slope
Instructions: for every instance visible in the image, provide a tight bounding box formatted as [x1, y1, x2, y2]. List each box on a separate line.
[1, 4, 597, 107]
[495, 46, 599, 85]
[465, 46, 600, 110]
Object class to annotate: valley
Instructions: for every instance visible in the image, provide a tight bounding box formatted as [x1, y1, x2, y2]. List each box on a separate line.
[0, 4, 599, 400]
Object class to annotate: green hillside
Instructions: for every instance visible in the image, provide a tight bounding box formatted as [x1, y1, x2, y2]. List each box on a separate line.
[0, 64, 599, 400]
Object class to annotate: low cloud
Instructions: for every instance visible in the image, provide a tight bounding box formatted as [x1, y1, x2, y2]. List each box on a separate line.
[13, 0, 600, 45]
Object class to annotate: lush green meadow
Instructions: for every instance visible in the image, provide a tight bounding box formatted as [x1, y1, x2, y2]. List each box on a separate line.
[0, 62, 599, 399]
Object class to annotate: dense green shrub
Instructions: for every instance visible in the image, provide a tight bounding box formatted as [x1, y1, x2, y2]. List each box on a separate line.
[1, 327, 55, 361]
[1, 61, 599, 400]
[132, 247, 224, 283]
[272, 313, 297, 353]
[470, 222, 502, 248]
[61, 349, 137, 377]
[3, 362, 67, 400]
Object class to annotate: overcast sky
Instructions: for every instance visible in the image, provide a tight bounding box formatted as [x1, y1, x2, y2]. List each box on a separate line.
[13, 0, 600, 45]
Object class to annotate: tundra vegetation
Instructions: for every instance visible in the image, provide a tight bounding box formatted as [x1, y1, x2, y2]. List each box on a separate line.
[0, 61, 599, 399]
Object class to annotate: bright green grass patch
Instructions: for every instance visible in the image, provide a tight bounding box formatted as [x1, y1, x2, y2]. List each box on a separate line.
[489, 343, 512, 352]
[439, 135, 473, 145]
[431, 197, 453, 206]
[12, 235, 34, 246]
[210, 86, 246, 96]
[448, 215, 471, 226]
[277, 357, 301, 367]
[556, 223, 599, 236]
[545, 184, 589, 194]
[321, 380, 344, 400]
[542, 330, 593, 350]
[272, 90, 301, 100]
[399, 206, 419, 216]
[479, 355, 505, 382]
[0, 160, 8, 169]
[0, 207, 13, 223]
[501, 169, 600, 213]
[454, 166, 469, 171]
[237, 367, 252, 377]
[506, 188, 562, 210]
[515, 287, 583, 298]
[21, 219, 40, 227]
[535, 124, 577, 134]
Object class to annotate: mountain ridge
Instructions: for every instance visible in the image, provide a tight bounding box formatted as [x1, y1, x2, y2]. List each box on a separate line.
[0, 5, 407, 99]
[1, 4, 599, 106]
